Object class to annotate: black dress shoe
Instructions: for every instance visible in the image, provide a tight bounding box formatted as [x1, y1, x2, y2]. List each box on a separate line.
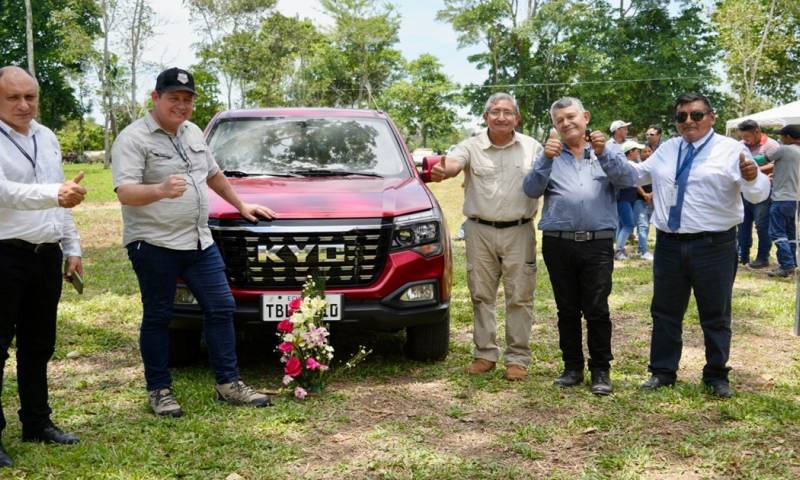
[554, 369, 584, 388]
[0, 442, 12, 467]
[590, 370, 613, 396]
[22, 423, 79, 445]
[706, 381, 733, 398]
[639, 375, 675, 390]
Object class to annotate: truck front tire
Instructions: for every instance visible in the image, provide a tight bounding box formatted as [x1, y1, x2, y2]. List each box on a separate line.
[404, 312, 450, 362]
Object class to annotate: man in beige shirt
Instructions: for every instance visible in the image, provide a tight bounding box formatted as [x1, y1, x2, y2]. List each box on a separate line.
[431, 92, 542, 381]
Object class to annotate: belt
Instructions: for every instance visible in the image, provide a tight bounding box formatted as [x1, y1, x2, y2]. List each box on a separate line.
[542, 230, 615, 242]
[656, 227, 736, 241]
[469, 217, 532, 229]
[0, 239, 60, 253]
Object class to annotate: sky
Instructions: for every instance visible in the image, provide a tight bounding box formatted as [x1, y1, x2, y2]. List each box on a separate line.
[136, 0, 484, 112]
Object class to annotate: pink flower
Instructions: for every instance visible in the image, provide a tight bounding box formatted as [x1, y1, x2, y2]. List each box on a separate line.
[288, 297, 303, 315]
[277, 319, 293, 333]
[284, 356, 302, 377]
[306, 357, 326, 371]
[282, 375, 294, 385]
[294, 386, 307, 400]
[277, 342, 294, 354]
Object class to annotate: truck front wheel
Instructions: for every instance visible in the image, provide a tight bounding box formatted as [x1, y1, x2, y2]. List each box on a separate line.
[404, 312, 450, 362]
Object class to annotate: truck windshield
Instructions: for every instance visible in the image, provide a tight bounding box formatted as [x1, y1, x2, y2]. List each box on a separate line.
[207, 117, 410, 178]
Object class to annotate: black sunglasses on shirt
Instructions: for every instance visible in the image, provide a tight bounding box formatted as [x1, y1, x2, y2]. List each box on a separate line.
[675, 110, 710, 123]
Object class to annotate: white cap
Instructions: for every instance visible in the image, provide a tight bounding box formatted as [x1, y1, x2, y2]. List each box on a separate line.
[610, 120, 632, 132]
[621, 140, 646, 153]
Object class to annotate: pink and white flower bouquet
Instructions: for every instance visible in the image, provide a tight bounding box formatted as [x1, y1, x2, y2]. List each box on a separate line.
[276, 277, 334, 399]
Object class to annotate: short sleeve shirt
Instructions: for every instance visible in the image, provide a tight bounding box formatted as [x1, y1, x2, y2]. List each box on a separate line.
[112, 112, 220, 250]
[448, 130, 541, 221]
[770, 144, 800, 201]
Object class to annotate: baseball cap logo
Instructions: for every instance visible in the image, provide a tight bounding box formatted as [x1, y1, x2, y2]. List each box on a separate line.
[177, 72, 189, 84]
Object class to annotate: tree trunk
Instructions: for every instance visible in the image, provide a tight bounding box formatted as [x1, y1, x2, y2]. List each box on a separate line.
[25, 0, 35, 78]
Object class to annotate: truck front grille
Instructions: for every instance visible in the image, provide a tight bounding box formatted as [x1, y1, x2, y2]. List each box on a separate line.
[211, 220, 392, 288]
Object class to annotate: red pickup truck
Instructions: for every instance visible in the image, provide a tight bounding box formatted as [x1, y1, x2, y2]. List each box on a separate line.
[169, 108, 452, 362]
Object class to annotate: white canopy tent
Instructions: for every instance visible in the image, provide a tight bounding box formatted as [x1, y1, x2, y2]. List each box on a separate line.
[725, 100, 800, 133]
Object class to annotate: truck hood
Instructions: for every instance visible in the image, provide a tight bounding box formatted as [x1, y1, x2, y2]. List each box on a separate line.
[209, 176, 434, 219]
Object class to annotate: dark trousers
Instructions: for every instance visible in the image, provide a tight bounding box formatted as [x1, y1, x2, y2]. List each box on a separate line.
[127, 241, 239, 391]
[769, 200, 797, 270]
[0, 243, 62, 432]
[542, 237, 614, 371]
[649, 228, 737, 383]
[738, 197, 771, 263]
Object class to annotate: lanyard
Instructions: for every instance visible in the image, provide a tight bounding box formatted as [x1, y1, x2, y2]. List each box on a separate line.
[164, 132, 191, 171]
[0, 126, 37, 172]
[675, 132, 714, 181]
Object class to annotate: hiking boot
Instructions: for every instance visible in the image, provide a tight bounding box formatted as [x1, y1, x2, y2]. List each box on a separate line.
[747, 259, 769, 269]
[503, 363, 528, 381]
[768, 267, 795, 278]
[465, 358, 496, 374]
[215, 380, 272, 407]
[148, 388, 183, 417]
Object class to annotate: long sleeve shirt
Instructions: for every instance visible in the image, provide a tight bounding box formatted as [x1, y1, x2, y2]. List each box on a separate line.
[523, 141, 638, 231]
[0, 119, 81, 256]
[633, 129, 770, 233]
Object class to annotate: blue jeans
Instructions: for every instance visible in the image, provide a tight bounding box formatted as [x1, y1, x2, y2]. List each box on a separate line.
[737, 197, 771, 262]
[615, 201, 635, 252]
[127, 241, 240, 390]
[769, 201, 797, 270]
[648, 229, 737, 383]
[633, 199, 653, 255]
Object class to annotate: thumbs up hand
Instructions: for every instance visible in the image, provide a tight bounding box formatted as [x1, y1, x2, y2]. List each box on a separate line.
[739, 152, 757, 181]
[58, 170, 88, 208]
[430, 155, 448, 182]
[589, 130, 607, 156]
[544, 128, 562, 159]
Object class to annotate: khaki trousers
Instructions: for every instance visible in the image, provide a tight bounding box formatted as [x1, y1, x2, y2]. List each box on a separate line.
[464, 219, 537, 366]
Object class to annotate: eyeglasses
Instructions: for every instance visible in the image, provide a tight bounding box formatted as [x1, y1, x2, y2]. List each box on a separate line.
[487, 109, 516, 119]
[675, 111, 710, 123]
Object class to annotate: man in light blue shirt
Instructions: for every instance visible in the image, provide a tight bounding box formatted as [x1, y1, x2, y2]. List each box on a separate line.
[523, 97, 637, 395]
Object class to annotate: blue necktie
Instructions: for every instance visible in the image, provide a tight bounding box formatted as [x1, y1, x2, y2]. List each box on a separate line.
[667, 143, 695, 231]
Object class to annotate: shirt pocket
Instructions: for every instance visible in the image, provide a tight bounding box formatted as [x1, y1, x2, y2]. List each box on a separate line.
[470, 163, 499, 197]
[187, 143, 209, 174]
[144, 148, 181, 183]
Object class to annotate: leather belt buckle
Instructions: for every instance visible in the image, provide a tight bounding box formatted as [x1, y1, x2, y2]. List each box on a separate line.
[573, 231, 591, 242]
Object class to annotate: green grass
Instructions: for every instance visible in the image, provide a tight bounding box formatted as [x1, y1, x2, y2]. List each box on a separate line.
[64, 163, 117, 204]
[2, 171, 799, 478]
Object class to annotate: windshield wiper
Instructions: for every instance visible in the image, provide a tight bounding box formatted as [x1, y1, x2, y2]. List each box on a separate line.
[223, 170, 297, 178]
[289, 169, 383, 178]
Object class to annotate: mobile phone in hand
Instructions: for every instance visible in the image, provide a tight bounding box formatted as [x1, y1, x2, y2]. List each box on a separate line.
[69, 271, 84, 295]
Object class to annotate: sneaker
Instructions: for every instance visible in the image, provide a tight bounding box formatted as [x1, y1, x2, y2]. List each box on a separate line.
[768, 267, 796, 278]
[640, 252, 654, 261]
[748, 259, 769, 269]
[215, 380, 272, 407]
[148, 388, 183, 417]
[614, 250, 627, 261]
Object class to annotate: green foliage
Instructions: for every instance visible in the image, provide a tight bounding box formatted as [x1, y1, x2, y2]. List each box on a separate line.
[56, 118, 105, 154]
[712, 0, 800, 116]
[189, 63, 224, 129]
[382, 54, 460, 151]
[0, 0, 100, 129]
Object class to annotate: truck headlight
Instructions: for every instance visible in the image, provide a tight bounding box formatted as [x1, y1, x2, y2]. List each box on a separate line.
[392, 210, 442, 257]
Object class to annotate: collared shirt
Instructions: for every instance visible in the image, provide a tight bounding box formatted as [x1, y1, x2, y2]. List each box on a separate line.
[112, 112, 220, 250]
[743, 134, 780, 165]
[634, 129, 770, 233]
[0, 119, 81, 256]
[448, 130, 542, 221]
[768, 144, 800, 201]
[523, 141, 638, 231]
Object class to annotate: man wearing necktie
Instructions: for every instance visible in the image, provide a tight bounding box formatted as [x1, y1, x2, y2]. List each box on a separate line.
[632, 93, 770, 398]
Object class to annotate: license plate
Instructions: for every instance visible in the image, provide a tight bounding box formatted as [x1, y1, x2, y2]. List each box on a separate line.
[261, 294, 342, 322]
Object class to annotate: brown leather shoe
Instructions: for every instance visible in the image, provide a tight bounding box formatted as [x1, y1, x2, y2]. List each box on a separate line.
[504, 363, 528, 381]
[465, 358, 496, 374]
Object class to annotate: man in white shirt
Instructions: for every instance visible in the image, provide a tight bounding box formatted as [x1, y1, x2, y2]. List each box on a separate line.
[0, 66, 87, 467]
[609, 120, 631, 146]
[634, 92, 770, 398]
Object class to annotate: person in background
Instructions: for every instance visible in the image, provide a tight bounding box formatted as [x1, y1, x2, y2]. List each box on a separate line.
[523, 97, 638, 395]
[765, 125, 800, 278]
[609, 120, 631, 146]
[0, 65, 85, 467]
[614, 140, 646, 260]
[634, 144, 655, 260]
[737, 119, 779, 269]
[645, 126, 664, 151]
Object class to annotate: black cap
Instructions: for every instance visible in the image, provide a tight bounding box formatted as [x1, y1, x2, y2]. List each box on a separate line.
[777, 124, 800, 139]
[155, 67, 196, 95]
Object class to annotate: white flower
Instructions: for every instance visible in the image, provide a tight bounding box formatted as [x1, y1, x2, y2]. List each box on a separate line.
[283, 333, 294, 343]
[282, 375, 294, 385]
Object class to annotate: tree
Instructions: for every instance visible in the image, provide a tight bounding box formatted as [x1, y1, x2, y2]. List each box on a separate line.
[120, 0, 158, 119]
[382, 54, 460, 151]
[713, 0, 800, 115]
[189, 63, 224, 129]
[24, 0, 34, 77]
[0, 0, 101, 129]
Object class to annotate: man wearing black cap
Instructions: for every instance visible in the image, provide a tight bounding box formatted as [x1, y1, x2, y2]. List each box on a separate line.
[765, 125, 800, 278]
[112, 68, 276, 417]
